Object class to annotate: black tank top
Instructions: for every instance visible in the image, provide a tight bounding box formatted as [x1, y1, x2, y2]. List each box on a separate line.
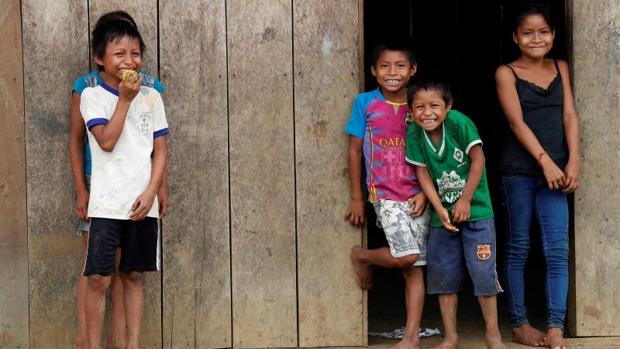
[499, 60, 568, 177]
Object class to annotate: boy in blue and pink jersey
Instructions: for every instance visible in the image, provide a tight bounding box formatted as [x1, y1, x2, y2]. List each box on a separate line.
[345, 42, 429, 349]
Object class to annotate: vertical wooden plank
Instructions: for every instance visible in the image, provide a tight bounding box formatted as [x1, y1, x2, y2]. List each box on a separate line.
[89, 0, 158, 74]
[0, 0, 28, 347]
[88, 2, 161, 347]
[21, 0, 89, 347]
[572, 0, 620, 337]
[294, 1, 364, 346]
[228, 0, 297, 347]
[159, 0, 232, 347]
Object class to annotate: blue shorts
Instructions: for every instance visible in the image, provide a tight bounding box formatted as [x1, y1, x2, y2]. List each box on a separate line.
[427, 219, 503, 296]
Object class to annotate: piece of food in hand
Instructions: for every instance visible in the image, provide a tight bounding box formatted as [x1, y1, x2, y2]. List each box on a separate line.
[120, 69, 139, 83]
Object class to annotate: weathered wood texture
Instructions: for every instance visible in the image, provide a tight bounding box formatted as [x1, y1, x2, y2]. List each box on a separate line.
[227, 0, 297, 347]
[21, 0, 89, 347]
[572, 0, 620, 337]
[293, 0, 364, 347]
[0, 0, 28, 348]
[89, 0, 158, 74]
[159, 0, 232, 347]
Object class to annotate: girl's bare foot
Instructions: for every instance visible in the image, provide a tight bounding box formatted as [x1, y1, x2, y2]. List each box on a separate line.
[350, 246, 373, 290]
[545, 328, 569, 349]
[512, 324, 546, 347]
[393, 337, 421, 349]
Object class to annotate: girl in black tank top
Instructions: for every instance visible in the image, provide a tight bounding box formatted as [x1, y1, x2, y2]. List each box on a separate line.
[494, 3, 580, 348]
[500, 60, 567, 177]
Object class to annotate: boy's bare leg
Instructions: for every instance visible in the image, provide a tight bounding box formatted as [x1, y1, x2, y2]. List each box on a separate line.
[478, 295, 507, 349]
[512, 324, 546, 347]
[106, 248, 127, 349]
[86, 275, 113, 349]
[432, 294, 459, 349]
[351, 246, 407, 289]
[545, 328, 569, 349]
[394, 266, 424, 349]
[121, 271, 144, 349]
[76, 232, 89, 349]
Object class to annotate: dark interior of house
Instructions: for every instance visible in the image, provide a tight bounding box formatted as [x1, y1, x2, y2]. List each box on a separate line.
[363, 0, 571, 338]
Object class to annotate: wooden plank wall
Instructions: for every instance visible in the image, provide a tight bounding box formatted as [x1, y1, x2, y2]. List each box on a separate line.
[293, 0, 364, 347]
[227, 1, 298, 347]
[0, 0, 28, 348]
[10, 0, 363, 347]
[21, 0, 89, 347]
[572, 0, 620, 337]
[159, 0, 232, 347]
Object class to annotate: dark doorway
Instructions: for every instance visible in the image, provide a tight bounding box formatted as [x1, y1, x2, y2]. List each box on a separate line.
[363, 0, 569, 340]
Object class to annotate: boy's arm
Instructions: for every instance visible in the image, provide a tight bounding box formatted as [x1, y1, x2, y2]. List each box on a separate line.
[158, 170, 170, 218]
[87, 77, 141, 152]
[451, 145, 484, 223]
[344, 136, 365, 226]
[69, 92, 89, 220]
[129, 135, 168, 221]
[415, 166, 458, 232]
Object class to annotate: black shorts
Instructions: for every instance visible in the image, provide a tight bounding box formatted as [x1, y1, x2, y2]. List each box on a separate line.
[82, 218, 160, 276]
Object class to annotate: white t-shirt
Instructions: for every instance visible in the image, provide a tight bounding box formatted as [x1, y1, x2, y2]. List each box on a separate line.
[81, 82, 169, 220]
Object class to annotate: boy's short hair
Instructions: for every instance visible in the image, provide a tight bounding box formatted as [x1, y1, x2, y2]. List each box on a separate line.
[514, 2, 554, 32]
[92, 11, 146, 70]
[407, 77, 453, 107]
[370, 41, 416, 67]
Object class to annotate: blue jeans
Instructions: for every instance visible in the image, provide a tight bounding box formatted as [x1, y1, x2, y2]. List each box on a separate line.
[500, 175, 569, 329]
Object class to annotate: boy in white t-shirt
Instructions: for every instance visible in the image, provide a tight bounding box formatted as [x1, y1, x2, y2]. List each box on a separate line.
[80, 14, 168, 349]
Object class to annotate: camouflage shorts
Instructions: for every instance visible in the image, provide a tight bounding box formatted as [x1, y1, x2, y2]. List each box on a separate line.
[373, 199, 430, 265]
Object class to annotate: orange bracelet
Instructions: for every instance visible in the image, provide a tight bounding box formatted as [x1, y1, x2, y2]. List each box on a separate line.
[536, 151, 546, 166]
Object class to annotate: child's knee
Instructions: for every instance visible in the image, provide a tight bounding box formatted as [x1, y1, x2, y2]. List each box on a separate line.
[87, 274, 111, 291]
[121, 271, 143, 286]
[396, 254, 419, 269]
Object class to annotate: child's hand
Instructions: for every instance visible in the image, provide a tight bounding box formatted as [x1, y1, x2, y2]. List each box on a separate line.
[439, 207, 459, 233]
[563, 160, 580, 193]
[118, 74, 142, 102]
[451, 198, 470, 224]
[158, 188, 169, 218]
[540, 157, 566, 190]
[130, 190, 156, 221]
[344, 198, 365, 227]
[75, 189, 89, 221]
[408, 192, 427, 217]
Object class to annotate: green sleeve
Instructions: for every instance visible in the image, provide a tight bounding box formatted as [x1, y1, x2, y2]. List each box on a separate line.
[405, 124, 426, 167]
[453, 111, 483, 154]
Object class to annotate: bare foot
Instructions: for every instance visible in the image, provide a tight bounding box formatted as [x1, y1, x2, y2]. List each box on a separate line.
[512, 324, 546, 347]
[486, 330, 507, 349]
[350, 246, 373, 290]
[392, 337, 421, 349]
[431, 338, 459, 349]
[545, 328, 569, 349]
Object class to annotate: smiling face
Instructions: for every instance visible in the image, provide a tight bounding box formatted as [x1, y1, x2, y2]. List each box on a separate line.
[93, 35, 143, 87]
[513, 14, 555, 59]
[410, 88, 451, 137]
[371, 50, 416, 100]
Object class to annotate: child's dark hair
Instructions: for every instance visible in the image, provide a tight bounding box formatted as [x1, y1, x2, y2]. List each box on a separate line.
[407, 77, 453, 107]
[371, 41, 416, 67]
[514, 2, 554, 32]
[92, 11, 146, 70]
